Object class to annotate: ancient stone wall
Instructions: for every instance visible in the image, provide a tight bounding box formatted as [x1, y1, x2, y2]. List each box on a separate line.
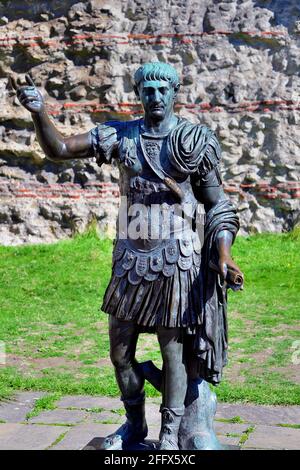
[0, 0, 299, 244]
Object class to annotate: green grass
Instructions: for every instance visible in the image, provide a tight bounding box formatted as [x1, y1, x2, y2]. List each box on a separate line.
[87, 407, 105, 413]
[277, 423, 300, 429]
[25, 392, 61, 420]
[216, 416, 245, 424]
[111, 408, 126, 416]
[46, 431, 68, 450]
[239, 425, 255, 445]
[0, 229, 299, 405]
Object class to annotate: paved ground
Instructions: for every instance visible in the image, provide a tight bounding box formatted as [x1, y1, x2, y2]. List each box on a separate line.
[0, 392, 299, 450]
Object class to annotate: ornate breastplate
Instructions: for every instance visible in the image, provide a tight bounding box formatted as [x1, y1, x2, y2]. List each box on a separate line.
[116, 121, 201, 260]
[142, 137, 163, 165]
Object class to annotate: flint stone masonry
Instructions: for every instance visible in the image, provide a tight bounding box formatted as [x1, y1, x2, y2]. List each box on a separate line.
[0, 0, 300, 244]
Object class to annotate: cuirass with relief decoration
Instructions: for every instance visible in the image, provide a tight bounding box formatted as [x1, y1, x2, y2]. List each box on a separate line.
[111, 122, 203, 285]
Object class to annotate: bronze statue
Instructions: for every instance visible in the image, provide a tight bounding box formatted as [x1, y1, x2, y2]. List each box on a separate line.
[11, 62, 243, 450]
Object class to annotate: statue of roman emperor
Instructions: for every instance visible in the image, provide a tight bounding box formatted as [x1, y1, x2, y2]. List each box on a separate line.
[11, 62, 243, 450]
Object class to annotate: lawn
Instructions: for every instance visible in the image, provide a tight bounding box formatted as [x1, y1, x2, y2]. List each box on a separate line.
[0, 228, 299, 405]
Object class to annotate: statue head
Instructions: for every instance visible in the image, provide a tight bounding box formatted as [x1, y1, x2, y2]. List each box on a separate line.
[133, 62, 180, 121]
[134, 62, 180, 91]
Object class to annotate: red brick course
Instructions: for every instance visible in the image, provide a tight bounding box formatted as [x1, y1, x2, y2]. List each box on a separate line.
[0, 181, 298, 201]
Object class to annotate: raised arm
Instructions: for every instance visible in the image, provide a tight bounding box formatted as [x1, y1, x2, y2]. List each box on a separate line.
[10, 75, 92, 162]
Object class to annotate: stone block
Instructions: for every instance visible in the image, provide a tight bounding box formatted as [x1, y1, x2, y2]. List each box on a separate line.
[243, 424, 300, 450]
[0, 392, 46, 423]
[0, 423, 70, 450]
[57, 395, 121, 410]
[216, 403, 300, 426]
[28, 409, 87, 425]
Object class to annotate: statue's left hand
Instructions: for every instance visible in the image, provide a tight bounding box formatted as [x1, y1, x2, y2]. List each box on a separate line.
[218, 254, 242, 280]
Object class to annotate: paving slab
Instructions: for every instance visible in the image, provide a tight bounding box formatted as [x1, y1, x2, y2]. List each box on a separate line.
[85, 410, 124, 424]
[52, 422, 160, 450]
[57, 395, 121, 410]
[0, 393, 299, 450]
[51, 423, 131, 450]
[52, 424, 239, 450]
[214, 421, 249, 436]
[84, 403, 160, 426]
[216, 403, 300, 426]
[80, 412, 249, 440]
[145, 403, 160, 426]
[82, 437, 157, 451]
[0, 392, 46, 423]
[10, 391, 47, 403]
[0, 423, 70, 450]
[218, 435, 241, 448]
[243, 424, 300, 450]
[51, 421, 242, 451]
[28, 409, 88, 425]
[146, 426, 160, 441]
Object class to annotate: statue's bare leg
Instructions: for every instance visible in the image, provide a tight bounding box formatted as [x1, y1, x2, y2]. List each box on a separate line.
[156, 327, 187, 450]
[101, 315, 147, 450]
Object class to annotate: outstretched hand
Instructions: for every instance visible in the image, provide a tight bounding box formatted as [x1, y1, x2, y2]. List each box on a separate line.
[9, 74, 45, 114]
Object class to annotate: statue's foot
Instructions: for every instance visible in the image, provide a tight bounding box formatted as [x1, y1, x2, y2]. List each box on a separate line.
[157, 436, 179, 451]
[156, 407, 184, 451]
[101, 421, 148, 450]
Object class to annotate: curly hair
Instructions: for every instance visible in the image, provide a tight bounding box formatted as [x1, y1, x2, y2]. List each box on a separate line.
[134, 62, 180, 90]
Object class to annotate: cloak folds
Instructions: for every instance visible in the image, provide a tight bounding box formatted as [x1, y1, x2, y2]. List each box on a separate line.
[167, 119, 221, 176]
[194, 199, 240, 385]
[166, 121, 239, 385]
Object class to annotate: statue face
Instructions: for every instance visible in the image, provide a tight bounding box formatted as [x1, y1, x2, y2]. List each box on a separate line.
[137, 80, 176, 121]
